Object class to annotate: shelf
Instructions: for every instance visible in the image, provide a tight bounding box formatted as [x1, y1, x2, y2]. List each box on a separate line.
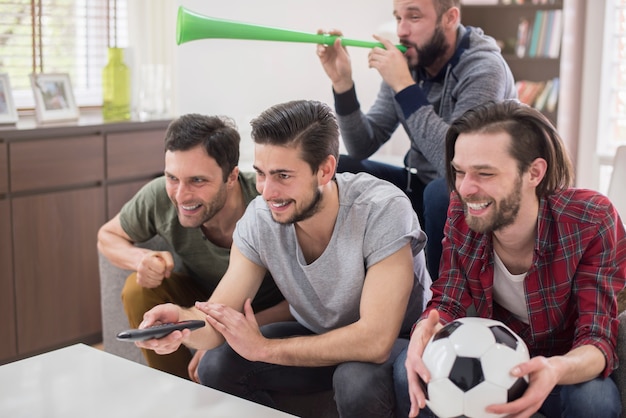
[461, 0, 565, 126]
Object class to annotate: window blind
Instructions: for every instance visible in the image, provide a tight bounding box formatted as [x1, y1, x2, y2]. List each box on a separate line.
[601, 0, 626, 152]
[0, 0, 128, 108]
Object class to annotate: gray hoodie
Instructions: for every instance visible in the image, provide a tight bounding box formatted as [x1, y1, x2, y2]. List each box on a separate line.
[334, 25, 517, 183]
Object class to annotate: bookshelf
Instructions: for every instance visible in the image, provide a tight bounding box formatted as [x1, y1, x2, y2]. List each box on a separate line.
[460, 0, 564, 125]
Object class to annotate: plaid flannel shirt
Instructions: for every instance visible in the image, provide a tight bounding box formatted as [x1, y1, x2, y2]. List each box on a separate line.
[422, 188, 626, 377]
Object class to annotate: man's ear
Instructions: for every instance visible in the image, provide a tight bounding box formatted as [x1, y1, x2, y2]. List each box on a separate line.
[443, 6, 460, 28]
[527, 158, 547, 187]
[227, 166, 240, 187]
[318, 155, 337, 185]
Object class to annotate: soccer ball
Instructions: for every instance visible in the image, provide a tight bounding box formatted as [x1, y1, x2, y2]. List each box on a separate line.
[419, 317, 530, 418]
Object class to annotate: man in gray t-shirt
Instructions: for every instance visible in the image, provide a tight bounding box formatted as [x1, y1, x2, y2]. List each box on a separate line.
[235, 171, 430, 337]
[136, 100, 432, 417]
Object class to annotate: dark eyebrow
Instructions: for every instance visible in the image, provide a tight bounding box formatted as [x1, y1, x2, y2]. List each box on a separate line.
[252, 165, 295, 175]
[471, 164, 496, 171]
[450, 162, 495, 171]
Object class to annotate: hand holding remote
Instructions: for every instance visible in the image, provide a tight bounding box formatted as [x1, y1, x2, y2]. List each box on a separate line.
[116, 320, 206, 342]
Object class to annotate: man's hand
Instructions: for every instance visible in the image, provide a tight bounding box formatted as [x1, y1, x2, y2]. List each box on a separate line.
[368, 35, 415, 93]
[136, 251, 175, 288]
[405, 310, 442, 417]
[485, 356, 558, 418]
[196, 298, 268, 362]
[188, 349, 207, 383]
[316, 29, 354, 94]
[135, 303, 189, 355]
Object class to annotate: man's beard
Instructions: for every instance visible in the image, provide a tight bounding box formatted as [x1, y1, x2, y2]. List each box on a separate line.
[464, 177, 523, 234]
[407, 23, 449, 71]
[272, 187, 323, 225]
[175, 181, 228, 229]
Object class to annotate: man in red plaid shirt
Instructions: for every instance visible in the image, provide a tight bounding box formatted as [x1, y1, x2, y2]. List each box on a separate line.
[395, 100, 626, 418]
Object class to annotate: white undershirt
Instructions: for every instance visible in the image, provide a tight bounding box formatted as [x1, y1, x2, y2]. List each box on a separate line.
[492, 251, 529, 324]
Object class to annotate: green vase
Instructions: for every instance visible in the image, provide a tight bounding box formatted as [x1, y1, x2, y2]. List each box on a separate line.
[102, 47, 131, 121]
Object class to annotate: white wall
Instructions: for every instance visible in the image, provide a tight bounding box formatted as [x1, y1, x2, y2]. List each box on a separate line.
[175, 0, 407, 169]
[129, 1, 614, 190]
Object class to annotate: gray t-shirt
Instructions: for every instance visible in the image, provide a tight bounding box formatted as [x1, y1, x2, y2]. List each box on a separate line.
[233, 172, 432, 336]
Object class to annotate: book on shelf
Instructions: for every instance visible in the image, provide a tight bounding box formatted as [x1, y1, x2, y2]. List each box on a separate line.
[525, 10, 562, 58]
[548, 10, 563, 58]
[527, 10, 544, 57]
[540, 9, 555, 57]
[516, 80, 546, 106]
[534, 79, 553, 111]
[536, 9, 551, 57]
[515, 17, 531, 58]
[545, 77, 560, 113]
[516, 78, 559, 113]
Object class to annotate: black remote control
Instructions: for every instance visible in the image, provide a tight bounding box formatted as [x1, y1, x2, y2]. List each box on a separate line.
[116, 319, 206, 342]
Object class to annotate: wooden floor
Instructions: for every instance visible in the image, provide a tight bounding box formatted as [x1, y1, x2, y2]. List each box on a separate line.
[92, 342, 104, 350]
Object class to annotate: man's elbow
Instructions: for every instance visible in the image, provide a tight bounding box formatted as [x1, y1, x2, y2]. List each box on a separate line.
[96, 227, 107, 253]
[366, 335, 398, 364]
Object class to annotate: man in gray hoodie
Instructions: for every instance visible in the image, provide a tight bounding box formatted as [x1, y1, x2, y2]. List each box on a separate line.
[317, 0, 517, 279]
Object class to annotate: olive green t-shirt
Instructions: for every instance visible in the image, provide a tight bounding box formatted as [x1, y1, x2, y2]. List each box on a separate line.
[119, 172, 284, 311]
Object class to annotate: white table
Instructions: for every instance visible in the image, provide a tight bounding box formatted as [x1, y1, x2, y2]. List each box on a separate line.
[0, 343, 296, 418]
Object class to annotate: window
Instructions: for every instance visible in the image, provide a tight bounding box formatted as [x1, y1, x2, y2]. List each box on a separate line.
[592, 0, 626, 193]
[599, 0, 626, 155]
[0, 0, 128, 109]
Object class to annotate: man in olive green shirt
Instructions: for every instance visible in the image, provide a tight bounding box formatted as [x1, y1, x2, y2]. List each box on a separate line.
[97, 114, 286, 380]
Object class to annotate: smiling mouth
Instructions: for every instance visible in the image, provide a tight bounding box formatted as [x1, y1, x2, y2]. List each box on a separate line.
[466, 201, 491, 211]
[181, 203, 201, 211]
[269, 200, 290, 208]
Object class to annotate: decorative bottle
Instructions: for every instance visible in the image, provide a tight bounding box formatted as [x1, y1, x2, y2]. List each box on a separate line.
[102, 47, 131, 121]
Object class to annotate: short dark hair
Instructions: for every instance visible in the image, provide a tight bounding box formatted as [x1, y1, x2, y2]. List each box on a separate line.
[250, 100, 339, 174]
[444, 100, 574, 198]
[164, 114, 240, 182]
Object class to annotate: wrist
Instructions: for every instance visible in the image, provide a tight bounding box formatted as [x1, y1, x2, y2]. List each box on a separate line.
[332, 80, 354, 94]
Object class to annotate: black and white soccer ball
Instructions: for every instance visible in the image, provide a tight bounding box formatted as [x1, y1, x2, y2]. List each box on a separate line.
[419, 317, 530, 418]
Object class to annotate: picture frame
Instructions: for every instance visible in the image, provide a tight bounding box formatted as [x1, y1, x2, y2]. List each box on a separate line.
[30, 73, 79, 123]
[0, 73, 19, 125]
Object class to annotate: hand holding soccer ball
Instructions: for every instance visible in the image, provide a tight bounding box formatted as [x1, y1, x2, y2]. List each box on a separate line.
[419, 317, 530, 418]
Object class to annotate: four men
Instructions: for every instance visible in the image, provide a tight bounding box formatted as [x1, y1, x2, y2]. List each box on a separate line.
[98, 3, 625, 416]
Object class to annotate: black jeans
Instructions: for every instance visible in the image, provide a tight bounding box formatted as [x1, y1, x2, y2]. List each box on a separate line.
[198, 321, 409, 418]
[337, 155, 449, 280]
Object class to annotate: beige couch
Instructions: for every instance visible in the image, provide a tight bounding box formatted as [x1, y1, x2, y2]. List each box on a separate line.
[99, 236, 626, 418]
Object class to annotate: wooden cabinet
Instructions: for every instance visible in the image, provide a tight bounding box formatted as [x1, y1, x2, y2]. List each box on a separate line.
[0, 142, 7, 194]
[461, 0, 565, 125]
[0, 117, 170, 364]
[106, 130, 165, 181]
[105, 129, 166, 218]
[0, 199, 16, 360]
[12, 188, 105, 353]
[0, 143, 16, 360]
